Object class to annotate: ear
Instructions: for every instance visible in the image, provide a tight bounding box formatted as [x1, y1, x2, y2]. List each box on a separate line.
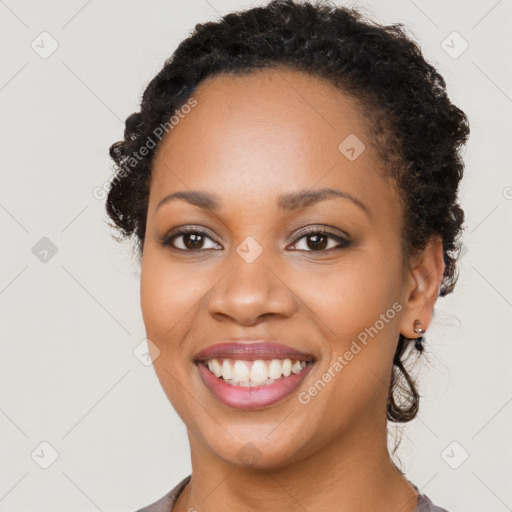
[399, 235, 446, 338]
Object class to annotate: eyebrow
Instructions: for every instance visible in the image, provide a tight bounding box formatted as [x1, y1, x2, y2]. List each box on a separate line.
[155, 187, 368, 215]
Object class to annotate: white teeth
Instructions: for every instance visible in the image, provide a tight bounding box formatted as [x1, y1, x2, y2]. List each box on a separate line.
[232, 360, 250, 381]
[268, 359, 283, 380]
[204, 357, 308, 386]
[291, 360, 303, 375]
[282, 359, 292, 377]
[228, 377, 276, 387]
[250, 360, 269, 383]
[221, 359, 233, 380]
[208, 359, 222, 378]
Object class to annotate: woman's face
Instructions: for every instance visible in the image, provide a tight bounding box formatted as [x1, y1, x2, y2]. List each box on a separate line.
[140, 67, 425, 468]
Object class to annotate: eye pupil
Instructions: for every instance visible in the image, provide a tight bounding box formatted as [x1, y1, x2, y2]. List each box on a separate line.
[184, 233, 204, 249]
[308, 233, 328, 250]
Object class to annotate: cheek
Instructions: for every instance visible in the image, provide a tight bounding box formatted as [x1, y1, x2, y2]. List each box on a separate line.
[294, 250, 403, 342]
[139, 249, 205, 417]
[140, 249, 208, 344]
[294, 248, 402, 401]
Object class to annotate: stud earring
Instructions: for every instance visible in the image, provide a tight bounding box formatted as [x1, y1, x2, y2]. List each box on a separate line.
[413, 319, 425, 334]
[413, 320, 425, 351]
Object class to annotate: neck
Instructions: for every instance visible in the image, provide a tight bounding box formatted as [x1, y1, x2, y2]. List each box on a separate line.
[175, 417, 418, 512]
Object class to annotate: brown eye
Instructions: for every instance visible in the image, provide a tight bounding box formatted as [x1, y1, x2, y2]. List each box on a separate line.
[161, 228, 222, 251]
[305, 233, 329, 250]
[289, 228, 351, 252]
[181, 232, 206, 250]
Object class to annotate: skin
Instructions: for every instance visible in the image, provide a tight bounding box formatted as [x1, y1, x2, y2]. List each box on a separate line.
[139, 66, 445, 512]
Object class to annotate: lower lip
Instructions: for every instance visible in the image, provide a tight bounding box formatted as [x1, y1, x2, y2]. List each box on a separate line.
[196, 362, 314, 410]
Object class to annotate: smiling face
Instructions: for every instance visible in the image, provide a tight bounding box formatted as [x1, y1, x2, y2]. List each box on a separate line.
[140, 66, 422, 469]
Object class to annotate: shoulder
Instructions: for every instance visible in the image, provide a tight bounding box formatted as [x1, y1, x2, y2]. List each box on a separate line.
[415, 492, 450, 512]
[133, 475, 191, 512]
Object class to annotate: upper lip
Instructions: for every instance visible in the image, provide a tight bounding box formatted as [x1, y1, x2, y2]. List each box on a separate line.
[193, 340, 316, 363]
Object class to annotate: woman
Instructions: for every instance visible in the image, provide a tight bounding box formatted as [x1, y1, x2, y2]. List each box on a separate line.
[106, 1, 469, 510]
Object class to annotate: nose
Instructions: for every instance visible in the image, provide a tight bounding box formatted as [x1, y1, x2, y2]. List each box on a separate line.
[206, 249, 297, 327]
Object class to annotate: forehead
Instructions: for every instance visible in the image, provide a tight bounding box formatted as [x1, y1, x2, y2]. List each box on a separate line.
[149, 66, 400, 220]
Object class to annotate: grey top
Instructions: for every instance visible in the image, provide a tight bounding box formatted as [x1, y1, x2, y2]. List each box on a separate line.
[134, 475, 449, 512]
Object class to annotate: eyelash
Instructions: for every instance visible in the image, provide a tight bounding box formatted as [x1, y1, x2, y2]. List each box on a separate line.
[160, 226, 351, 253]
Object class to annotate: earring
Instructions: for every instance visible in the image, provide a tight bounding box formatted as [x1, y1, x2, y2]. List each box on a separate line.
[413, 320, 425, 351]
[413, 319, 425, 334]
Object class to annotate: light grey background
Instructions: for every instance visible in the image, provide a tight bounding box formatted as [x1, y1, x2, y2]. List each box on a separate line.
[1, 0, 511, 511]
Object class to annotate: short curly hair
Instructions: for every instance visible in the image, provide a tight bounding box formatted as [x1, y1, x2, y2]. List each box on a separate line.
[106, 0, 470, 423]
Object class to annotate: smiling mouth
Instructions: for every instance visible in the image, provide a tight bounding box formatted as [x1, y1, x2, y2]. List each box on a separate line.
[195, 357, 315, 410]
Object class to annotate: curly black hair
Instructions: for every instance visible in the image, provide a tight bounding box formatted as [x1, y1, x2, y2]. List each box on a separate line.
[106, 0, 470, 423]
